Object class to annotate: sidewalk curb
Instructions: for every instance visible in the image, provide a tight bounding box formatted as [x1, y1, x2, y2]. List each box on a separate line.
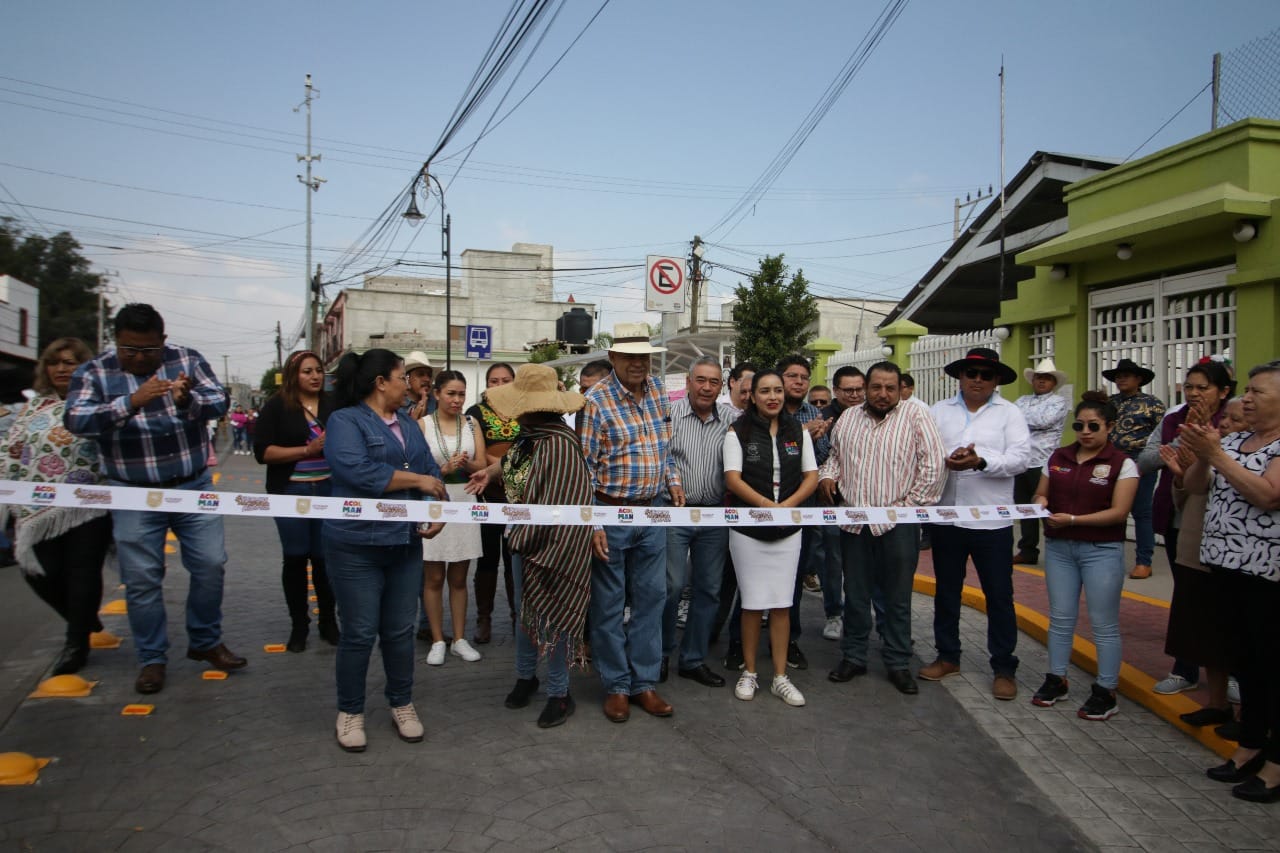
[912, 573, 1234, 759]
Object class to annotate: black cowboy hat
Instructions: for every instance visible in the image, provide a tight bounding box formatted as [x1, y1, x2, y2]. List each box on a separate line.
[1101, 358, 1156, 386]
[944, 347, 1017, 385]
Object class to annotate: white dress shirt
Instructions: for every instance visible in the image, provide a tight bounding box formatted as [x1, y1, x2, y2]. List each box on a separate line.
[930, 391, 1032, 530]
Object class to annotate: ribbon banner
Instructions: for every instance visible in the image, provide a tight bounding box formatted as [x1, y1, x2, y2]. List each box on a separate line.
[0, 480, 1048, 527]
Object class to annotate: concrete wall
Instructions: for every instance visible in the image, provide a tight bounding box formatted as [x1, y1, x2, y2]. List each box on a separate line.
[0, 275, 39, 364]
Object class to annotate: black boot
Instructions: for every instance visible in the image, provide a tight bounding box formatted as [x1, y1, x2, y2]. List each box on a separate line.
[52, 636, 90, 676]
[281, 554, 310, 652]
[311, 556, 340, 646]
[473, 570, 497, 644]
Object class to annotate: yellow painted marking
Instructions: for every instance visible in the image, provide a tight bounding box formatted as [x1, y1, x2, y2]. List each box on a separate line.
[312, 608, 319, 615]
[166, 531, 177, 542]
[202, 671, 228, 680]
[164, 545, 177, 555]
[121, 704, 154, 716]
[212, 472, 222, 485]
[99, 599, 128, 615]
[308, 595, 317, 602]
[263, 644, 287, 653]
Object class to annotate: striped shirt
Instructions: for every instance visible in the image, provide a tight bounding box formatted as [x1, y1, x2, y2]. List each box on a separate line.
[669, 398, 737, 505]
[580, 371, 680, 500]
[818, 401, 947, 535]
[64, 344, 229, 484]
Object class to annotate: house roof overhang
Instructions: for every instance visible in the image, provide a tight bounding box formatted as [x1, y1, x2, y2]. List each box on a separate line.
[1017, 182, 1276, 267]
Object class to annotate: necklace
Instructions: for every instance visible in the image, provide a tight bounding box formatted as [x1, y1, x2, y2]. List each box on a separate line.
[432, 410, 464, 462]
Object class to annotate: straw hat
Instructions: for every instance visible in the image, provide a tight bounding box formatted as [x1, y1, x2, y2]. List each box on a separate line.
[1023, 357, 1069, 388]
[943, 347, 1018, 385]
[608, 322, 666, 354]
[486, 363, 585, 419]
[403, 351, 433, 373]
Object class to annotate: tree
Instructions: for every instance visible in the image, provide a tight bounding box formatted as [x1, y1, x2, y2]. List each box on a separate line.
[0, 218, 106, 349]
[260, 366, 281, 396]
[528, 341, 577, 388]
[591, 331, 613, 351]
[731, 254, 819, 370]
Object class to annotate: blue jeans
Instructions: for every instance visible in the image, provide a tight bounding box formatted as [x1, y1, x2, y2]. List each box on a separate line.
[274, 480, 330, 555]
[663, 525, 727, 669]
[232, 426, 247, 452]
[819, 526, 844, 618]
[590, 519, 666, 695]
[930, 525, 1019, 676]
[1044, 538, 1125, 689]
[324, 535, 421, 713]
[1130, 466, 1157, 566]
[110, 471, 227, 666]
[840, 524, 919, 670]
[511, 553, 570, 697]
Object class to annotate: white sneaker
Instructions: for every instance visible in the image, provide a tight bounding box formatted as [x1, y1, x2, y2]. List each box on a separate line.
[335, 711, 366, 752]
[822, 615, 843, 641]
[390, 703, 424, 742]
[1153, 674, 1197, 695]
[1227, 677, 1241, 705]
[735, 670, 759, 701]
[771, 674, 806, 707]
[425, 641, 447, 665]
[451, 638, 481, 662]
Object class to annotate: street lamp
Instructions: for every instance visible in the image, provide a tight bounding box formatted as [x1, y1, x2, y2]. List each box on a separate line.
[402, 167, 453, 369]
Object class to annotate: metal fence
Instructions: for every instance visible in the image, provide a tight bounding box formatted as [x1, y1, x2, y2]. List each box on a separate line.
[1217, 27, 1280, 126]
[907, 329, 1004, 406]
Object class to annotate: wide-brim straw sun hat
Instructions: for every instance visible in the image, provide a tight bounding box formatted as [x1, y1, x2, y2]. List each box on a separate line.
[486, 363, 585, 419]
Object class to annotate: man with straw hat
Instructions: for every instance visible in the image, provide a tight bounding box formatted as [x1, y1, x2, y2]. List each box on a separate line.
[480, 363, 593, 728]
[579, 323, 685, 723]
[1012, 358, 1070, 565]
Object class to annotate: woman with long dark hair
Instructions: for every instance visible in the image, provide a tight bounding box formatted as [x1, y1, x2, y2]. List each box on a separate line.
[466, 362, 519, 643]
[722, 368, 818, 708]
[1, 337, 112, 676]
[253, 350, 338, 652]
[323, 348, 445, 752]
[1030, 391, 1139, 721]
[420, 369, 485, 665]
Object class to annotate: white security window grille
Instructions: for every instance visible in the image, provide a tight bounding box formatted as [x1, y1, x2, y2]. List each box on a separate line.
[1089, 266, 1235, 406]
[827, 342, 889, 375]
[907, 329, 1003, 407]
[1028, 322, 1055, 364]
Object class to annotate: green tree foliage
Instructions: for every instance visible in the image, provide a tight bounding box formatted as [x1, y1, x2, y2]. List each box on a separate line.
[731, 254, 819, 369]
[0, 218, 106, 349]
[260, 366, 282, 396]
[528, 341, 577, 388]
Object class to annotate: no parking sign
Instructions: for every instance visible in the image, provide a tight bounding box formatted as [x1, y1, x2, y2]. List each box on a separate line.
[645, 255, 685, 313]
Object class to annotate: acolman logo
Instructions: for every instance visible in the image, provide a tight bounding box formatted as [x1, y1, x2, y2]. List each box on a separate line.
[342, 500, 363, 517]
[31, 484, 56, 503]
[915, 508, 930, 522]
[617, 507, 634, 523]
[197, 492, 220, 510]
[471, 504, 489, 521]
[235, 495, 271, 512]
[996, 506, 1012, 518]
[73, 487, 112, 506]
[822, 508, 837, 523]
[502, 506, 532, 521]
[644, 509, 672, 523]
[724, 507, 739, 523]
[376, 502, 408, 519]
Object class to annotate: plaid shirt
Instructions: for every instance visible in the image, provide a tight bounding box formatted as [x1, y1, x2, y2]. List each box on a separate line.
[580, 371, 680, 500]
[64, 345, 229, 484]
[790, 400, 831, 465]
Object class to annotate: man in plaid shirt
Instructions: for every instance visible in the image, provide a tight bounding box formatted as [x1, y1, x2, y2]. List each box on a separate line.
[65, 303, 241, 695]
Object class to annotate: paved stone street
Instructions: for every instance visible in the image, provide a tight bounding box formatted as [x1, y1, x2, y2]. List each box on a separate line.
[0, 454, 1277, 851]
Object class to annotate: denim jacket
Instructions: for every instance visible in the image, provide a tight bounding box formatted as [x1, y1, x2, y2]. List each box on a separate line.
[323, 402, 441, 546]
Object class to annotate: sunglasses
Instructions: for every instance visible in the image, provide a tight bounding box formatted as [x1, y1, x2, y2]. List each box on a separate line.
[1072, 421, 1105, 433]
[962, 368, 995, 381]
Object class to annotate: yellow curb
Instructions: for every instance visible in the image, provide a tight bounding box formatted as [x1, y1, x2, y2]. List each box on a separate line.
[1015, 565, 1171, 609]
[912, 573, 1233, 759]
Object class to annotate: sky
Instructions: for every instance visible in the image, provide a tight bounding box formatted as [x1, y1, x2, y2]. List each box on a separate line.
[2, 1, 1275, 385]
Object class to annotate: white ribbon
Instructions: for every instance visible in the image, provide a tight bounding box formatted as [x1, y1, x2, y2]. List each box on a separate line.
[0, 480, 1047, 527]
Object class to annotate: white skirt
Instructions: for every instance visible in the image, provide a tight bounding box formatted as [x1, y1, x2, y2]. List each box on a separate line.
[422, 482, 482, 563]
[730, 529, 802, 610]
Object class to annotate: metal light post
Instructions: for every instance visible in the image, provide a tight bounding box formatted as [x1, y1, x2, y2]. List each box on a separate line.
[402, 167, 453, 369]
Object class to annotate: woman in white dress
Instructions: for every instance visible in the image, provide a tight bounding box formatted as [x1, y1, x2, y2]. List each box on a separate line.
[420, 370, 487, 665]
[723, 369, 818, 707]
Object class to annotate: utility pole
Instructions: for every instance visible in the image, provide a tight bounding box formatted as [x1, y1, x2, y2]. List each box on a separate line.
[953, 187, 994, 239]
[688, 235, 706, 333]
[222, 354, 230, 386]
[998, 59, 1007, 301]
[97, 290, 107, 353]
[275, 321, 283, 369]
[310, 263, 322, 357]
[296, 74, 325, 350]
[1211, 52, 1222, 129]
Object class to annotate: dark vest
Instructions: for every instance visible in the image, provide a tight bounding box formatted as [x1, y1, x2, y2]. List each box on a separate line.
[730, 411, 804, 541]
[1044, 442, 1131, 543]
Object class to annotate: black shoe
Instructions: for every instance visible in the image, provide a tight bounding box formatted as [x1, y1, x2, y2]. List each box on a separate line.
[1208, 752, 1266, 783]
[1216, 720, 1242, 742]
[287, 624, 307, 653]
[1031, 673, 1069, 707]
[786, 641, 808, 671]
[659, 656, 669, 684]
[536, 694, 575, 729]
[1180, 706, 1233, 727]
[51, 641, 90, 676]
[416, 627, 432, 642]
[504, 677, 540, 709]
[1077, 683, 1118, 721]
[722, 641, 744, 671]
[318, 620, 340, 646]
[1232, 774, 1280, 803]
[887, 669, 919, 695]
[828, 659, 868, 683]
[677, 664, 726, 687]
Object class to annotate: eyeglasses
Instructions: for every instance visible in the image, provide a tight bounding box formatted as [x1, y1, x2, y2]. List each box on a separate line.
[962, 368, 995, 381]
[1072, 421, 1105, 433]
[835, 385, 865, 396]
[117, 346, 164, 357]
